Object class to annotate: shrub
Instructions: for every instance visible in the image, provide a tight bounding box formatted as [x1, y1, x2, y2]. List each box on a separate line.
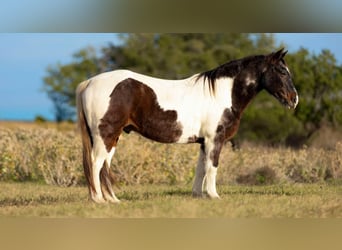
[1, 126, 342, 187]
[236, 166, 277, 185]
[0, 128, 83, 186]
[218, 143, 342, 185]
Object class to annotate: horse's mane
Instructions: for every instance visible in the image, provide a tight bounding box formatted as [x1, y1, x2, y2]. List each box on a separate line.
[196, 55, 265, 95]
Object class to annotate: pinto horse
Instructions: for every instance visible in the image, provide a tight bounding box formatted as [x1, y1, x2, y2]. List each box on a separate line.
[76, 48, 298, 203]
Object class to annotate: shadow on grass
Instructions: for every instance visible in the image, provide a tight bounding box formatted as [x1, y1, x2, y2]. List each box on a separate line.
[119, 187, 193, 201]
[117, 184, 315, 201]
[220, 184, 326, 196]
[0, 194, 83, 207]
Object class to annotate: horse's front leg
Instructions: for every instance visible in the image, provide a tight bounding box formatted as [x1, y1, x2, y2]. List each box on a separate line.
[192, 140, 223, 199]
[204, 163, 220, 199]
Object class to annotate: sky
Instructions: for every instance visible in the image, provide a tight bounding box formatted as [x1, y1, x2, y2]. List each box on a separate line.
[0, 33, 342, 121]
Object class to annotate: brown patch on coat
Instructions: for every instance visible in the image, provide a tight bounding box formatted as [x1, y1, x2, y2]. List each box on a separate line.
[187, 135, 204, 144]
[99, 78, 183, 152]
[210, 108, 241, 167]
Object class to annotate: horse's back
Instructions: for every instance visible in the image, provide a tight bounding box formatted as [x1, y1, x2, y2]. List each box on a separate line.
[87, 69, 178, 89]
[87, 69, 134, 90]
[81, 70, 176, 127]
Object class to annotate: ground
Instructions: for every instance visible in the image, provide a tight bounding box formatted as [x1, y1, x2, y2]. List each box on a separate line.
[1, 182, 341, 218]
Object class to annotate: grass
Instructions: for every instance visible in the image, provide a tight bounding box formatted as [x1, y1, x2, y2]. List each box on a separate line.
[1, 182, 342, 217]
[1, 121, 342, 218]
[1, 123, 342, 186]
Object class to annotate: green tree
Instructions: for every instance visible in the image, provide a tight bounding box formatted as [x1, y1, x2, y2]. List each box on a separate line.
[286, 48, 342, 140]
[43, 47, 100, 122]
[101, 33, 276, 78]
[237, 91, 304, 146]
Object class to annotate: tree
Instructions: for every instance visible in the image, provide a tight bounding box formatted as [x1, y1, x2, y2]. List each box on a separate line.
[101, 33, 276, 78]
[286, 48, 342, 139]
[43, 47, 101, 122]
[237, 91, 304, 146]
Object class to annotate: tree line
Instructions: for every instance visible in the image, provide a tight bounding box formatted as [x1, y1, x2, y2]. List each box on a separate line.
[42, 34, 342, 146]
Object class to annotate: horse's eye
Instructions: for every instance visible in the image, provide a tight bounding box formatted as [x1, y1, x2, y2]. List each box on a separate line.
[280, 70, 287, 75]
[276, 66, 288, 75]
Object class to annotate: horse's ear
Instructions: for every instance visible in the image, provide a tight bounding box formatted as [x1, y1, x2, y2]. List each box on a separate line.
[281, 50, 288, 58]
[269, 48, 287, 63]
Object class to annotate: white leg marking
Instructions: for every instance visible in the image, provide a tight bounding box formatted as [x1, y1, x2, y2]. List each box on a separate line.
[92, 158, 106, 203]
[203, 140, 221, 199]
[90, 136, 108, 203]
[193, 140, 221, 199]
[102, 147, 121, 203]
[204, 165, 220, 199]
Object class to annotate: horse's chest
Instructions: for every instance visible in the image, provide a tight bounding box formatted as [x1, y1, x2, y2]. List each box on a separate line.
[215, 108, 241, 140]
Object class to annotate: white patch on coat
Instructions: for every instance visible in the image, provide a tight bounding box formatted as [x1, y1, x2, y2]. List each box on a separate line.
[82, 70, 234, 144]
[193, 77, 234, 142]
[285, 65, 291, 74]
[294, 93, 299, 108]
[245, 75, 256, 86]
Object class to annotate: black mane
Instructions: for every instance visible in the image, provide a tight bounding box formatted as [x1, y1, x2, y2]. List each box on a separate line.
[197, 55, 266, 94]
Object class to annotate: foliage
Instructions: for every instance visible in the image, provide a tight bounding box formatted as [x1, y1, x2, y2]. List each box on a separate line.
[42, 47, 101, 122]
[101, 34, 275, 78]
[34, 115, 47, 123]
[237, 92, 304, 146]
[42, 34, 342, 145]
[286, 48, 342, 137]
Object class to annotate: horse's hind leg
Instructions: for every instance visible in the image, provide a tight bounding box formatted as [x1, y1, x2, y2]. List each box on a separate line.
[100, 147, 120, 203]
[90, 136, 112, 203]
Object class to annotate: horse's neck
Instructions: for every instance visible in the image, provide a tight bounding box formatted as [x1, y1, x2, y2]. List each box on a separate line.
[232, 74, 261, 117]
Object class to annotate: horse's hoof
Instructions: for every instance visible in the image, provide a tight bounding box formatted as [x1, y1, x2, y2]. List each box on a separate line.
[207, 192, 221, 200]
[91, 195, 107, 204]
[192, 191, 204, 198]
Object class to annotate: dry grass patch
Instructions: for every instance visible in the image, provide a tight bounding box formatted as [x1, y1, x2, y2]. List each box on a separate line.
[1, 124, 342, 187]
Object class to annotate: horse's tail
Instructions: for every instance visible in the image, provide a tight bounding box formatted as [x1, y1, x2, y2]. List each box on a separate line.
[76, 80, 95, 194]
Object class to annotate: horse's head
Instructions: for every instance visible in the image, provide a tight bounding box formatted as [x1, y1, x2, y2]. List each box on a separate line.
[261, 48, 298, 109]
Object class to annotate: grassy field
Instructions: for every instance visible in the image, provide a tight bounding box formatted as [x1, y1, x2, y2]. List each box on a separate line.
[0, 121, 342, 217]
[1, 182, 342, 217]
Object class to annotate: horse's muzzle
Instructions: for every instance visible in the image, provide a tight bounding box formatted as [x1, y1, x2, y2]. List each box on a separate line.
[277, 90, 298, 109]
[285, 91, 299, 109]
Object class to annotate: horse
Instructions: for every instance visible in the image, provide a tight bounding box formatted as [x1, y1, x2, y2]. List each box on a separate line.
[76, 48, 298, 203]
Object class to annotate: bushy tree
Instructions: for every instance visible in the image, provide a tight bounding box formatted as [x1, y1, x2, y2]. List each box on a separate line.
[286, 48, 342, 140]
[101, 34, 275, 78]
[237, 91, 304, 146]
[43, 47, 100, 121]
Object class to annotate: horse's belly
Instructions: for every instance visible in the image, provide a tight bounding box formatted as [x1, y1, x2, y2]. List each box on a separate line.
[133, 116, 183, 144]
[127, 111, 201, 144]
